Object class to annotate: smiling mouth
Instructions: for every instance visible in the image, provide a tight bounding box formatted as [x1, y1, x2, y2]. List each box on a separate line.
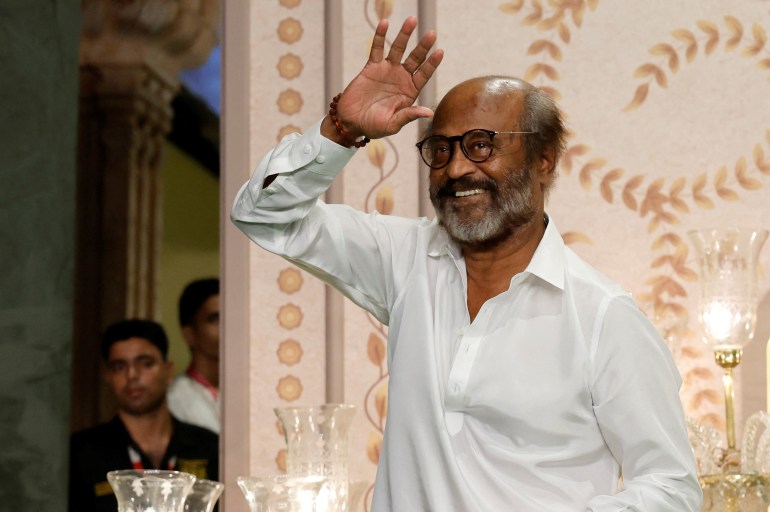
[454, 189, 485, 197]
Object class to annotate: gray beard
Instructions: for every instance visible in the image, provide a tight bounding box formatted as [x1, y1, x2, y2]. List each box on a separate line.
[429, 165, 538, 245]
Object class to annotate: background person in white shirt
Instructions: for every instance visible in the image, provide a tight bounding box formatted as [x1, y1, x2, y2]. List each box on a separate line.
[231, 16, 702, 511]
[167, 278, 221, 433]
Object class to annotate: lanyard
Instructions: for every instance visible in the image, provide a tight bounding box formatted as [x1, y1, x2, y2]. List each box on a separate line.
[127, 445, 176, 470]
[186, 366, 219, 400]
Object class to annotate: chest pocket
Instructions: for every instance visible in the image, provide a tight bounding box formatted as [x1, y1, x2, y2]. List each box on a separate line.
[177, 458, 209, 479]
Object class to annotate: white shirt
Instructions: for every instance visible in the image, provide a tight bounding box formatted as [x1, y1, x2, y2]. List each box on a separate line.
[167, 373, 221, 434]
[231, 120, 702, 511]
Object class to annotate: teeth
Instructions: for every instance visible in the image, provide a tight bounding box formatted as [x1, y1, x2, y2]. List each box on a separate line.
[455, 189, 484, 197]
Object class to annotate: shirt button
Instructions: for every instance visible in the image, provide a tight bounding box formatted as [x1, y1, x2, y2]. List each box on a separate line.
[303, 144, 311, 154]
[316, 155, 326, 163]
[453, 384, 460, 393]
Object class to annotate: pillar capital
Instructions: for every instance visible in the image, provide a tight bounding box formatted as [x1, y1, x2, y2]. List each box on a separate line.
[81, 0, 219, 86]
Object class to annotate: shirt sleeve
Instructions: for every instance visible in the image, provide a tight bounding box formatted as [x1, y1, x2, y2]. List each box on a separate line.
[586, 295, 703, 511]
[230, 119, 416, 325]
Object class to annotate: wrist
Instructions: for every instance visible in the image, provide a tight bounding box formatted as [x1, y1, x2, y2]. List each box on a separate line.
[327, 93, 370, 148]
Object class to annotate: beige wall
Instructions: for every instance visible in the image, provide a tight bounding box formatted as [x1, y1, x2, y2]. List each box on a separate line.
[222, 1, 770, 510]
[160, 141, 220, 376]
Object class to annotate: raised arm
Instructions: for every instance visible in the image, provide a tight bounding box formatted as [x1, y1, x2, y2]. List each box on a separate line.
[321, 16, 444, 146]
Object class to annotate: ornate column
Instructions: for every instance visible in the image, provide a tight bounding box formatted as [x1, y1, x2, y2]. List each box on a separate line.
[73, 0, 219, 430]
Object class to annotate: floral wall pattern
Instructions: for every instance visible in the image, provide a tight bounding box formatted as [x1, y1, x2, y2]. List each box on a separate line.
[236, 0, 770, 509]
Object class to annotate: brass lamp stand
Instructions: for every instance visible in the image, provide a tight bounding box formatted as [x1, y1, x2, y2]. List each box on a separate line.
[689, 228, 768, 512]
[715, 346, 741, 461]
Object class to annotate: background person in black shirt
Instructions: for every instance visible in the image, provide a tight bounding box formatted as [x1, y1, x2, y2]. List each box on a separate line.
[68, 319, 218, 512]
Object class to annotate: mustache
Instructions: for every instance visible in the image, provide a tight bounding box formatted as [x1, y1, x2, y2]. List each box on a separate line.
[434, 176, 498, 197]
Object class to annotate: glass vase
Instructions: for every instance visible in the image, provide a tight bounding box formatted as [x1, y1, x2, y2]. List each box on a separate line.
[274, 404, 357, 511]
[237, 474, 327, 512]
[183, 479, 224, 512]
[107, 469, 196, 512]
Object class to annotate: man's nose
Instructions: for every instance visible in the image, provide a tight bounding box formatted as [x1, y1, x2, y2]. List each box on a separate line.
[126, 363, 140, 380]
[445, 142, 476, 180]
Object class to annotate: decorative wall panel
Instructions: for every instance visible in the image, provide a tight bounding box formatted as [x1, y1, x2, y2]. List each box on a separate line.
[227, 1, 770, 510]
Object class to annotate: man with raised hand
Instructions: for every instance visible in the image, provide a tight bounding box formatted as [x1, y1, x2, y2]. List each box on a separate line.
[231, 16, 701, 512]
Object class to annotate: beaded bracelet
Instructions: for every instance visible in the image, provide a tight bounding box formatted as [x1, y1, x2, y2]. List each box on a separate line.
[329, 93, 370, 148]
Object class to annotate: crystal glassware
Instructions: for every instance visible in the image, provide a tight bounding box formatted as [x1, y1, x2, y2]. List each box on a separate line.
[689, 228, 767, 461]
[237, 474, 327, 512]
[183, 479, 224, 512]
[274, 404, 357, 511]
[107, 469, 196, 512]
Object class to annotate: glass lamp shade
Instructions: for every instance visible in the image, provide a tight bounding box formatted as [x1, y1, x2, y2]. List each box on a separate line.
[107, 470, 196, 512]
[274, 404, 356, 511]
[688, 228, 768, 350]
[183, 479, 224, 512]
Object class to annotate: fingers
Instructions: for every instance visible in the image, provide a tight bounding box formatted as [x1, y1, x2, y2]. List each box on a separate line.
[385, 16, 418, 64]
[368, 19, 389, 63]
[412, 48, 444, 92]
[402, 30, 437, 75]
[391, 105, 436, 132]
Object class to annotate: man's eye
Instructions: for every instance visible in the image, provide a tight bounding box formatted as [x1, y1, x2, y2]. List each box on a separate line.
[108, 362, 125, 373]
[138, 357, 158, 370]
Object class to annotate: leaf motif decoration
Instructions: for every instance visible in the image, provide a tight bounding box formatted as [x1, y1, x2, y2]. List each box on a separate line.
[374, 383, 388, 420]
[623, 83, 649, 111]
[538, 12, 565, 31]
[579, 158, 606, 190]
[634, 63, 668, 88]
[650, 43, 679, 72]
[522, 0, 544, 26]
[524, 62, 560, 81]
[697, 20, 720, 55]
[714, 166, 740, 201]
[735, 156, 762, 190]
[558, 22, 571, 43]
[672, 29, 698, 62]
[498, 0, 525, 14]
[374, 0, 392, 20]
[560, 144, 590, 174]
[366, 432, 382, 465]
[367, 333, 386, 366]
[724, 15, 743, 51]
[572, 0, 585, 27]
[622, 175, 645, 211]
[375, 184, 394, 215]
[527, 40, 563, 61]
[755, 145, 770, 175]
[367, 139, 386, 168]
[699, 413, 725, 430]
[690, 389, 723, 409]
[741, 23, 767, 57]
[599, 168, 624, 202]
[679, 346, 703, 359]
[692, 173, 714, 209]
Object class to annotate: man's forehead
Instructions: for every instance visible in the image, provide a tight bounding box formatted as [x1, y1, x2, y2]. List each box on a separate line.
[108, 337, 162, 359]
[431, 93, 523, 134]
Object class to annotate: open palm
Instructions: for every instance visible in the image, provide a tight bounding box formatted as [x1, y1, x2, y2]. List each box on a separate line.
[335, 17, 443, 140]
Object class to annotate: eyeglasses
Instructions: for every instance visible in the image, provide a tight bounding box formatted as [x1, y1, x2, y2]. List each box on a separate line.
[415, 128, 535, 169]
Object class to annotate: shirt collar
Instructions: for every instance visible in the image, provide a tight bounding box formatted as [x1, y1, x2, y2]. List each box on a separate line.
[523, 214, 565, 290]
[427, 213, 565, 290]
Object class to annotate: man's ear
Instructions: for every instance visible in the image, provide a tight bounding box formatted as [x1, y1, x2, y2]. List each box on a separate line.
[181, 325, 196, 347]
[537, 145, 558, 181]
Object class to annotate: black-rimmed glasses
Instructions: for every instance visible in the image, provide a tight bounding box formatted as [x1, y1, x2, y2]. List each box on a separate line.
[415, 128, 535, 169]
